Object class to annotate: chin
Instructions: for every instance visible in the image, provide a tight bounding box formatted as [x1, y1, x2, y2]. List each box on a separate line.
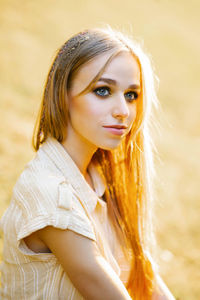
[97, 140, 122, 151]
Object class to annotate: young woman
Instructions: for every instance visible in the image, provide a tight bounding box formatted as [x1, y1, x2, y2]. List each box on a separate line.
[0, 27, 175, 299]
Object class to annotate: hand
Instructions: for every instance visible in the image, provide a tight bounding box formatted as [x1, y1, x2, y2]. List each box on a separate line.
[152, 273, 176, 300]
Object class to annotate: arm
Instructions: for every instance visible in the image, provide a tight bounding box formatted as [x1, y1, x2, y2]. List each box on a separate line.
[37, 226, 132, 300]
[152, 273, 176, 300]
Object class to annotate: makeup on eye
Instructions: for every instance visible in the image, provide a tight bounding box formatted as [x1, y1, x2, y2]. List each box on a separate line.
[93, 86, 111, 97]
[92, 85, 140, 102]
[124, 91, 139, 102]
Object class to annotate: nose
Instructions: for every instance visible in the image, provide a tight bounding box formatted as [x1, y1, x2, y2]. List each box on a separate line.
[112, 95, 129, 119]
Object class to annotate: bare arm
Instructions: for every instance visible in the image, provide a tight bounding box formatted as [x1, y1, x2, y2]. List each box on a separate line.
[152, 274, 176, 300]
[37, 226, 132, 300]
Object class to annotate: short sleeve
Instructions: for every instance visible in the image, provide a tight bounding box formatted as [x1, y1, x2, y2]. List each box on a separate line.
[15, 169, 97, 254]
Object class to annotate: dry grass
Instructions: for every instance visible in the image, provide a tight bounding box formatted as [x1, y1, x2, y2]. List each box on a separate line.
[0, 0, 200, 299]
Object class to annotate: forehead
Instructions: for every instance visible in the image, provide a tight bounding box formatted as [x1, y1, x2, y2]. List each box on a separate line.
[69, 50, 141, 95]
[101, 51, 141, 84]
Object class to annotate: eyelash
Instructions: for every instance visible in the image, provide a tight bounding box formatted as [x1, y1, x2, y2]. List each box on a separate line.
[93, 86, 139, 102]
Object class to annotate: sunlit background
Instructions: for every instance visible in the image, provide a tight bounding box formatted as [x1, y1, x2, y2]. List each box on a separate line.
[0, 0, 200, 299]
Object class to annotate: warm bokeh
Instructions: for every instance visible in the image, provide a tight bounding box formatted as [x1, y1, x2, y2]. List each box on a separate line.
[0, 0, 199, 299]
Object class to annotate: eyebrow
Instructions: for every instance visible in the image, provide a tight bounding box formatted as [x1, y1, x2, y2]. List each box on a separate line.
[98, 77, 141, 89]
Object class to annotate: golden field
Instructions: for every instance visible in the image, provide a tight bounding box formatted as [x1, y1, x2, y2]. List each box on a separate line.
[0, 0, 200, 299]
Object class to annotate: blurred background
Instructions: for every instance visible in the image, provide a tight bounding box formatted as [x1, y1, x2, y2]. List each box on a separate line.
[0, 0, 199, 298]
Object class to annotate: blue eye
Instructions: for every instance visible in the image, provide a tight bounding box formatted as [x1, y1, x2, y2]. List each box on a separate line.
[93, 86, 111, 97]
[125, 91, 139, 102]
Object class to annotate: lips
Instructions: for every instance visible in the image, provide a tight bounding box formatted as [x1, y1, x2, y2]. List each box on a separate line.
[103, 124, 128, 136]
[103, 124, 128, 129]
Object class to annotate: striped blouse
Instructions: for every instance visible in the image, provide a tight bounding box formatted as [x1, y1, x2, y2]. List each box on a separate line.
[0, 137, 131, 299]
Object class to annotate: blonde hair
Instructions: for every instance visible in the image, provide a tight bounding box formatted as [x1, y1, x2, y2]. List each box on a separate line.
[33, 27, 160, 299]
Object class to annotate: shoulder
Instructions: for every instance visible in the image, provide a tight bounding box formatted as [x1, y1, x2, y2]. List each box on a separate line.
[13, 149, 66, 211]
[1, 148, 97, 244]
[17, 148, 64, 185]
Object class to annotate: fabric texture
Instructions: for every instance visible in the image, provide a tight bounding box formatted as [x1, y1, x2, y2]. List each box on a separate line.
[0, 137, 130, 300]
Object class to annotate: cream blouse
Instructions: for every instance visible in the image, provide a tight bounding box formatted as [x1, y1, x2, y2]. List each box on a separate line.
[0, 137, 130, 300]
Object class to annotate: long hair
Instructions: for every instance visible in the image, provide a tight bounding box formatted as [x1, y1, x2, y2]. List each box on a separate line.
[33, 27, 160, 299]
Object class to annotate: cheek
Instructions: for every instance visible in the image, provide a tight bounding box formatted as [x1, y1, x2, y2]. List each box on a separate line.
[129, 103, 137, 123]
[75, 95, 105, 115]
[69, 97, 106, 126]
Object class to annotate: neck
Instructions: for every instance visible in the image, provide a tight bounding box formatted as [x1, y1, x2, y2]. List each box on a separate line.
[61, 129, 97, 178]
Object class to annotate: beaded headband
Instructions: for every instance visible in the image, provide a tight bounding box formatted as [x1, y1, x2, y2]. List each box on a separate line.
[44, 31, 90, 94]
[58, 31, 90, 57]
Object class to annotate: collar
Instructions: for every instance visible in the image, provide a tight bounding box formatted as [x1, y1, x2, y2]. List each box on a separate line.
[40, 137, 106, 213]
[87, 161, 106, 198]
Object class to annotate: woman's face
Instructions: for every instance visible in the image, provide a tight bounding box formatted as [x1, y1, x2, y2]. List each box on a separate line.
[66, 50, 141, 151]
